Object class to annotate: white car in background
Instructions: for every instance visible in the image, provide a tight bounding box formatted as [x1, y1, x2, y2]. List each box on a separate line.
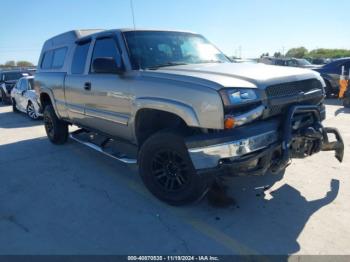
[11, 76, 42, 120]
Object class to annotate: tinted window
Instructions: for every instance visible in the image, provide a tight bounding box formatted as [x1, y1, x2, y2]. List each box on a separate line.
[123, 31, 230, 69]
[71, 41, 91, 74]
[41, 50, 54, 69]
[343, 62, 350, 71]
[90, 38, 120, 72]
[52, 48, 67, 68]
[20, 79, 27, 90]
[3, 72, 25, 81]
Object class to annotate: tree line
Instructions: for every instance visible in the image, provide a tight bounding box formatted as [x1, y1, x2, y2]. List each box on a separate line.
[0, 60, 35, 68]
[262, 47, 350, 59]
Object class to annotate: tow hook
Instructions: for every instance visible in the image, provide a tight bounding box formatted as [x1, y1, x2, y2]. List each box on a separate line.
[321, 127, 344, 162]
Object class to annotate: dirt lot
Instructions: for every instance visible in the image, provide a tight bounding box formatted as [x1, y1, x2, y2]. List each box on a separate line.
[0, 100, 349, 255]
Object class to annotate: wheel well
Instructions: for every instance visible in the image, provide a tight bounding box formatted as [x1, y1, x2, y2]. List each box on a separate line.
[40, 93, 52, 110]
[135, 109, 189, 146]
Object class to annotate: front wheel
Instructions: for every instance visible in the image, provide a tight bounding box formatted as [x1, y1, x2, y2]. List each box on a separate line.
[27, 102, 39, 120]
[343, 97, 350, 108]
[12, 99, 19, 112]
[43, 104, 68, 145]
[138, 131, 210, 205]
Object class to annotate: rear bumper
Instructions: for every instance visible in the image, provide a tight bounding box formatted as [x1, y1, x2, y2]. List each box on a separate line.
[186, 105, 343, 176]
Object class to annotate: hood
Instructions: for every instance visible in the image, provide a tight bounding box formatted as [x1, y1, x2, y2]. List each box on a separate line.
[148, 63, 323, 90]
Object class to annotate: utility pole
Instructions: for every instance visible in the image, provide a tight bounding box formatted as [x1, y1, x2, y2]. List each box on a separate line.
[239, 46, 242, 59]
[282, 46, 285, 57]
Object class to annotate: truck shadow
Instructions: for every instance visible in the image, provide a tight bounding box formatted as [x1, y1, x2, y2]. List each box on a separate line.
[199, 172, 339, 254]
[0, 111, 43, 128]
[0, 137, 340, 255]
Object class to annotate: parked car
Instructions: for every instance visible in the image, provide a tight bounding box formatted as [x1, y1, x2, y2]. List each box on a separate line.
[11, 75, 41, 119]
[308, 58, 332, 65]
[313, 57, 350, 97]
[35, 29, 344, 205]
[260, 57, 320, 69]
[0, 70, 30, 104]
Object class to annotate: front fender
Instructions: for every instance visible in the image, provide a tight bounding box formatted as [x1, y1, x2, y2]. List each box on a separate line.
[132, 97, 201, 127]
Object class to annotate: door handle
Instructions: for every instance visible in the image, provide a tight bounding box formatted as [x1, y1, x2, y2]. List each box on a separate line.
[84, 82, 91, 91]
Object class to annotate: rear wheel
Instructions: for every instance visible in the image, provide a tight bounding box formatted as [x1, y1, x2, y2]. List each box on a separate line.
[43, 104, 68, 145]
[1, 90, 7, 105]
[27, 102, 39, 120]
[12, 99, 19, 112]
[324, 80, 333, 98]
[138, 131, 210, 205]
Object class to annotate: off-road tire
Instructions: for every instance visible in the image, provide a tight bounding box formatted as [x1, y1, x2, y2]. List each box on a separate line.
[138, 131, 210, 206]
[43, 104, 68, 145]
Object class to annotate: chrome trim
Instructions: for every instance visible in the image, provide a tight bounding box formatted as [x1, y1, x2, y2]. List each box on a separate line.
[188, 130, 278, 170]
[69, 134, 137, 164]
[226, 105, 265, 127]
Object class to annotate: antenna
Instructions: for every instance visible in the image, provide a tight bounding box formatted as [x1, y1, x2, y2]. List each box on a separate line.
[130, 0, 136, 30]
[129, 0, 142, 71]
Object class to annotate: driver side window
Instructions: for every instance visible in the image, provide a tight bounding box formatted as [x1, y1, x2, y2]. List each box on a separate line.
[90, 38, 121, 73]
[20, 79, 27, 91]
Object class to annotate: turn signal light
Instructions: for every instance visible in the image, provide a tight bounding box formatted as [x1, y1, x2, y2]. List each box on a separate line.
[224, 117, 235, 129]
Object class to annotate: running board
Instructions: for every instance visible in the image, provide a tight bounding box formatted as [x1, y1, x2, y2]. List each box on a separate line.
[69, 130, 137, 165]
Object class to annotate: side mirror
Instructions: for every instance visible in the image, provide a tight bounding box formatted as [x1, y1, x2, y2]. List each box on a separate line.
[92, 57, 123, 74]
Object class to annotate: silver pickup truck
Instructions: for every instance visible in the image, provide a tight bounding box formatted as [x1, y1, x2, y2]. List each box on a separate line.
[35, 29, 344, 205]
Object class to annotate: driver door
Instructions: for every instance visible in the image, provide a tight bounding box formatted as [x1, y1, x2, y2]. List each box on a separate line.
[84, 37, 133, 140]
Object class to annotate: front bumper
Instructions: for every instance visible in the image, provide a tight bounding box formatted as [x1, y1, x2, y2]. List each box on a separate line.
[186, 105, 343, 176]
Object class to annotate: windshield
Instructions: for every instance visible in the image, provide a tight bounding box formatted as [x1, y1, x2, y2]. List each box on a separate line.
[3, 72, 25, 81]
[297, 59, 311, 66]
[123, 31, 230, 69]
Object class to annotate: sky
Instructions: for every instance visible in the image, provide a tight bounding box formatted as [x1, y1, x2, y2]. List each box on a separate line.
[0, 0, 349, 64]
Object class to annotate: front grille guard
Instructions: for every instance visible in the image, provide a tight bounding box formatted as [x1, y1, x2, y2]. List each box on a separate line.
[275, 105, 344, 173]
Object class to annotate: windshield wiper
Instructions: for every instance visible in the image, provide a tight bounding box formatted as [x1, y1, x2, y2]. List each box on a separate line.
[146, 62, 189, 70]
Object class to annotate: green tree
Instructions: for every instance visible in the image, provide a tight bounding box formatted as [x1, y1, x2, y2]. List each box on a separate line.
[308, 49, 350, 59]
[285, 47, 308, 58]
[274, 52, 282, 58]
[4, 60, 16, 67]
[16, 61, 34, 67]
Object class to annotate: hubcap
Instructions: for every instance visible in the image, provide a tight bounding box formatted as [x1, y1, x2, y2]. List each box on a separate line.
[151, 150, 189, 192]
[27, 104, 38, 119]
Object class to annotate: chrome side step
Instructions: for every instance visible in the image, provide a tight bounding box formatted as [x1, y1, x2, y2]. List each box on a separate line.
[69, 130, 137, 165]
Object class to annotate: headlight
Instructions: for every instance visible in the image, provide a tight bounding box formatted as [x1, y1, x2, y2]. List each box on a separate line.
[220, 88, 259, 106]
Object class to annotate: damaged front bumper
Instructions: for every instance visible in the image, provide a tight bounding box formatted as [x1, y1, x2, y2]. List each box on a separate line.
[186, 105, 344, 176]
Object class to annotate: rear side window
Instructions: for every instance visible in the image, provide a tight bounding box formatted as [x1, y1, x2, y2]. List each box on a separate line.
[41, 47, 67, 69]
[52, 48, 67, 68]
[90, 38, 120, 72]
[71, 41, 91, 74]
[41, 50, 54, 69]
